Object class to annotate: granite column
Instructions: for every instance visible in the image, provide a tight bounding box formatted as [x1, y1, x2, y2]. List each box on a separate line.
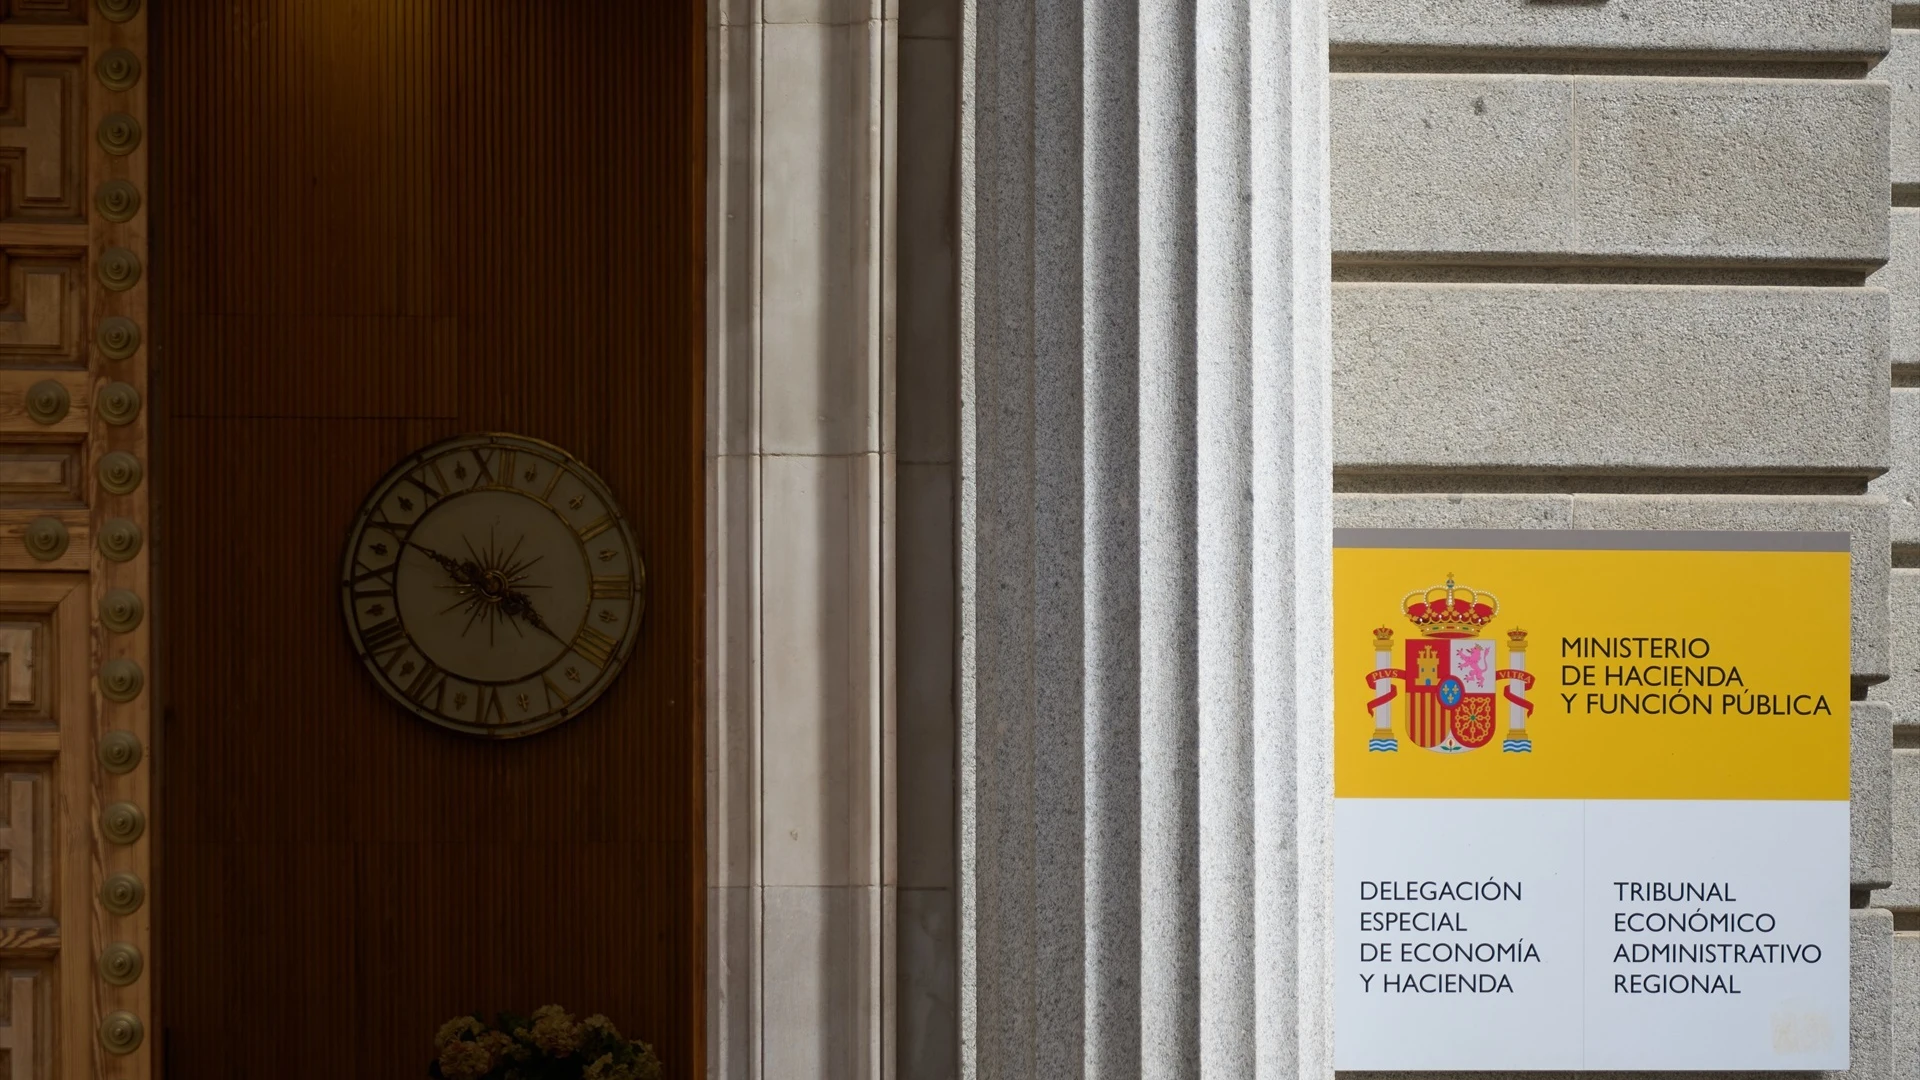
[959, 0, 1334, 1076]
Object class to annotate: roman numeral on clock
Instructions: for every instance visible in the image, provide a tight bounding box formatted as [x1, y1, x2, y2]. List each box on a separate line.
[406, 662, 448, 710]
[469, 449, 497, 487]
[349, 561, 395, 597]
[363, 511, 409, 539]
[403, 469, 443, 501]
[577, 515, 614, 541]
[360, 617, 409, 667]
[476, 686, 509, 726]
[590, 575, 630, 599]
[572, 626, 617, 667]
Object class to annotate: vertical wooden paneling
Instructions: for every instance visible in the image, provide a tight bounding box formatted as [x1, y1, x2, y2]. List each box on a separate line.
[155, 2, 703, 1078]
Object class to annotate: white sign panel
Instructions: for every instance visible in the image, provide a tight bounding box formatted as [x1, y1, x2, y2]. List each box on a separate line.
[1333, 531, 1851, 1071]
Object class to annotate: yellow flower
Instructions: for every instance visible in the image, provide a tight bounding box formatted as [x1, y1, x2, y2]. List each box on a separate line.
[435, 1016, 484, 1050]
[584, 1014, 621, 1040]
[437, 1039, 492, 1080]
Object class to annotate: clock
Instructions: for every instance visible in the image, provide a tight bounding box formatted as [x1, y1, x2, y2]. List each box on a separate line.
[340, 433, 645, 737]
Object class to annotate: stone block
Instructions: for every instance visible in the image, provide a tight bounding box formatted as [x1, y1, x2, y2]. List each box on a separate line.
[1842, 907, 1896, 1080]
[709, 885, 756, 1077]
[1881, 30, 1920, 189]
[1868, 210, 1920, 371]
[1567, 495, 1887, 682]
[899, 463, 955, 890]
[760, 453, 882, 887]
[1332, 76, 1572, 258]
[1875, 570, 1920, 728]
[1332, 284, 1889, 475]
[1858, 702, 1896, 891]
[761, 21, 883, 456]
[763, 885, 879, 1076]
[1332, 76, 1888, 266]
[899, 37, 958, 465]
[1573, 78, 1887, 265]
[764, 0, 897, 25]
[1333, 493, 1572, 530]
[1897, 931, 1920, 1080]
[901, 0, 955, 40]
[1873, 750, 1920, 910]
[1331, 0, 1886, 60]
[899, 887, 957, 1080]
[1869, 389, 1920, 546]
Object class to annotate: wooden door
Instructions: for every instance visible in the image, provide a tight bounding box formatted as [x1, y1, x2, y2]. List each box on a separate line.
[0, 0, 155, 1078]
[153, 2, 703, 1077]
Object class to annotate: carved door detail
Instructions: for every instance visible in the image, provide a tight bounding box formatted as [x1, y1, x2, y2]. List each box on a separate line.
[0, 1, 149, 1078]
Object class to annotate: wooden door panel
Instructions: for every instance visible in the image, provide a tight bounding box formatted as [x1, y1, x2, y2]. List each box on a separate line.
[0, 250, 85, 366]
[0, 442, 82, 511]
[0, 48, 84, 225]
[0, 5, 85, 28]
[0, 1, 153, 1076]
[0, 963, 57, 1080]
[0, 572, 115, 1080]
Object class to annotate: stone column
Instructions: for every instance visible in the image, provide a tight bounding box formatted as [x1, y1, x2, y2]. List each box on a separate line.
[959, 0, 1333, 1075]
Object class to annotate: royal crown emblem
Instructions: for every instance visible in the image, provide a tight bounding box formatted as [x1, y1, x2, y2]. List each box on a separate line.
[1365, 574, 1536, 754]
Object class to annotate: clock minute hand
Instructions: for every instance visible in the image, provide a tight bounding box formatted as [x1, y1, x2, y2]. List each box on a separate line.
[404, 539, 479, 585]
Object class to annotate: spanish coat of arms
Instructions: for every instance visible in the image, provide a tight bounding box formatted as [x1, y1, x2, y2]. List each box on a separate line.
[1365, 575, 1536, 754]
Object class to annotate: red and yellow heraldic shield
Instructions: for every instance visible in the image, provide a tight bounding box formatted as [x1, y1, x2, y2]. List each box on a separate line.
[1402, 636, 1499, 750]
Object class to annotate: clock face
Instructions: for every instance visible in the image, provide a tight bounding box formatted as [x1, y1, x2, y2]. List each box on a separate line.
[340, 433, 645, 737]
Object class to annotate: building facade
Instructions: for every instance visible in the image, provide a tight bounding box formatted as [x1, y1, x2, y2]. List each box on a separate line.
[0, 0, 1905, 1077]
[712, 0, 1919, 1076]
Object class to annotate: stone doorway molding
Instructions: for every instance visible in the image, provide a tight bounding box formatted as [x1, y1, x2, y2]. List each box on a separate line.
[706, 0, 897, 1076]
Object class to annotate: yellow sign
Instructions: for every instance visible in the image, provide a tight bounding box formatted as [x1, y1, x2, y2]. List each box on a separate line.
[1334, 531, 1849, 801]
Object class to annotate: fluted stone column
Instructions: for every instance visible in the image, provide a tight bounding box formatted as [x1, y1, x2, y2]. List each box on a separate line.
[959, 1, 1333, 1076]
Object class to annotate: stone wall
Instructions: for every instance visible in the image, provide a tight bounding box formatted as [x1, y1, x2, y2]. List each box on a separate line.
[1874, 11, 1920, 1078]
[852, 2, 1915, 1078]
[1331, 1, 1898, 1077]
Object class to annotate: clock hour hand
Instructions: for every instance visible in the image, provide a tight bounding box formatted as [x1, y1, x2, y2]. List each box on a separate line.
[500, 588, 564, 642]
[409, 536, 557, 643]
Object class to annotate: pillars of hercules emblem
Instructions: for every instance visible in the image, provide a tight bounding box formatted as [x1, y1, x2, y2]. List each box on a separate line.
[1369, 628, 1398, 750]
[1503, 629, 1533, 752]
